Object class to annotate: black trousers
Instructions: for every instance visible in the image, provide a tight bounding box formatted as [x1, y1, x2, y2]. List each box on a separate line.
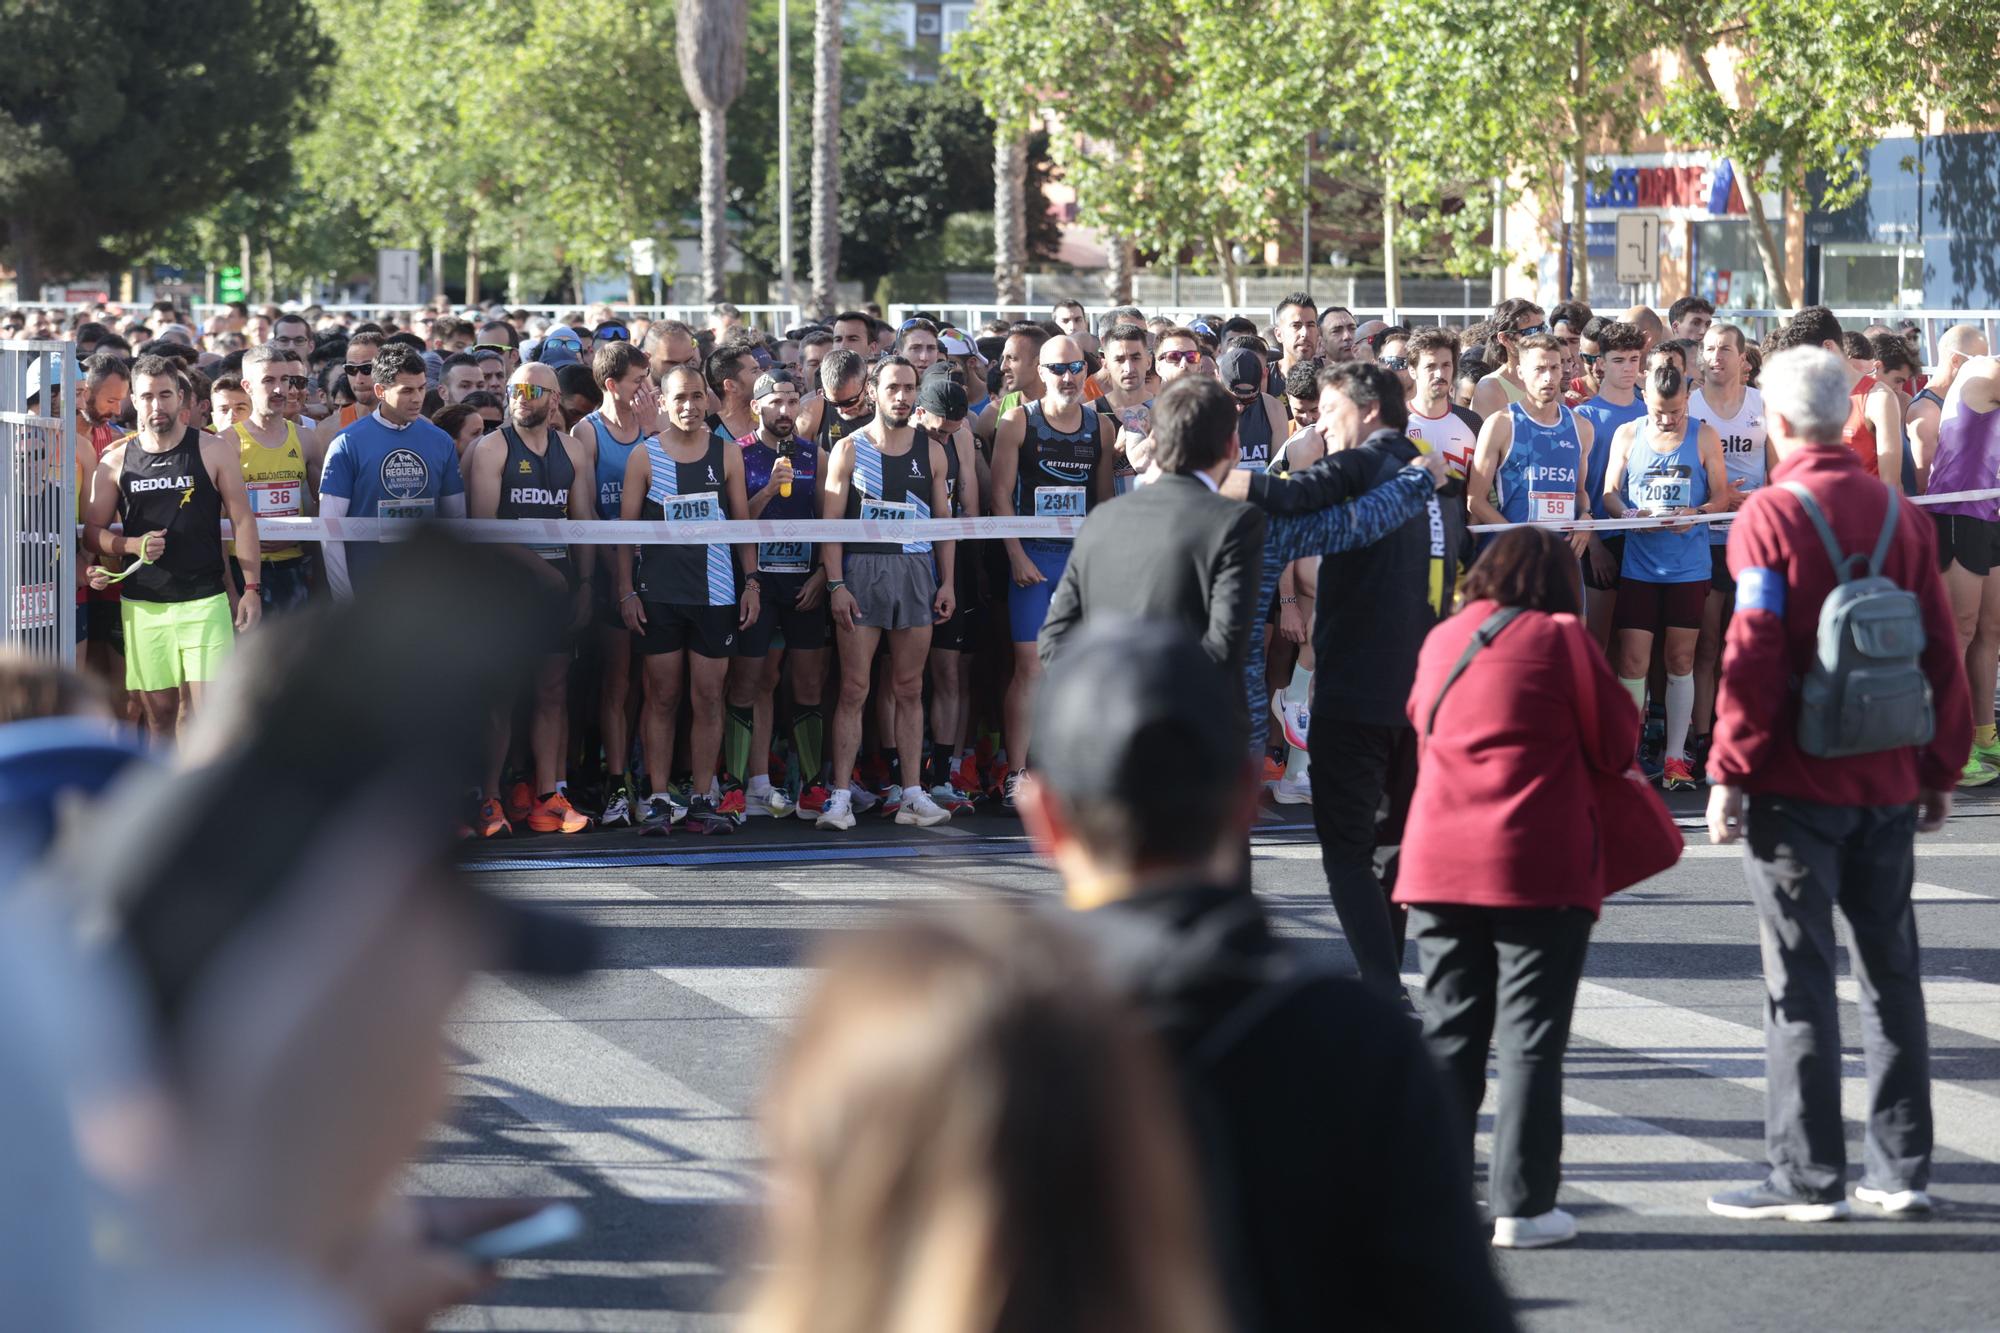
[1307, 718, 1417, 1000]
[1743, 794, 1931, 1201]
[1409, 904, 1595, 1219]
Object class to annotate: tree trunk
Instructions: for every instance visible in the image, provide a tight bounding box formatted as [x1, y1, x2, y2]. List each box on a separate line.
[994, 124, 1028, 307]
[809, 0, 843, 319]
[1680, 36, 1789, 308]
[262, 243, 277, 306]
[699, 107, 728, 303]
[1105, 233, 1134, 304]
[432, 238, 446, 305]
[1211, 235, 1238, 309]
[1569, 21, 1590, 304]
[465, 232, 481, 306]
[239, 232, 253, 302]
[10, 219, 41, 305]
[1382, 173, 1400, 315]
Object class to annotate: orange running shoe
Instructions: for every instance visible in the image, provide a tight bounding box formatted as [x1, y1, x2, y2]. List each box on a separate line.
[1261, 754, 1285, 786]
[476, 797, 513, 839]
[503, 779, 535, 824]
[528, 791, 591, 834]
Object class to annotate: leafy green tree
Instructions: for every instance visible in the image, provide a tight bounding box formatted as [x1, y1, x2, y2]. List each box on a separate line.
[1656, 0, 2000, 306]
[0, 0, 333, 296]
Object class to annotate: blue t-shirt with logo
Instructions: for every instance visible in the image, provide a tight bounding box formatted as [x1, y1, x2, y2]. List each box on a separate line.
[320, 412, 464, 586]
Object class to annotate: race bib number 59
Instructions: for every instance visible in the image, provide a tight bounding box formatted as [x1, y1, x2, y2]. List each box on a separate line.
[1530, 490, 1575, 523]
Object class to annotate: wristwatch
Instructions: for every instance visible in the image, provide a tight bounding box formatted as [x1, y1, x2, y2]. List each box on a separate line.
[827, 578, 847, 591]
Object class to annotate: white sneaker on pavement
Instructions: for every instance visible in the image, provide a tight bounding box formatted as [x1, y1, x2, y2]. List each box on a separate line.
[1490, 1207, 1577, 1249]
[895, 786, 952, 827]
[848, 782, 880, 814]
[746, 782, 794, 818]
[1270, 771, 1312, 804]
[1854, 1185, 1933, 1215]
[816, 788, 856, 831]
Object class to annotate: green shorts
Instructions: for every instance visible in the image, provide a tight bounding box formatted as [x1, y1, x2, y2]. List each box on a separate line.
[122, 594, 233, 692]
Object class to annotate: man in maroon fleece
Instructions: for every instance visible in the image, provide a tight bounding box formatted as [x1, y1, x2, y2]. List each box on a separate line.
[1705, 343, 1971, 1223]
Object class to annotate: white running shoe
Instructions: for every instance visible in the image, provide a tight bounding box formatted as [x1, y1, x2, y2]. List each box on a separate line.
[746, 784, 794, 818]
[896, 787, 952, 827]
[1274, 696, 1311, 751]
[848, 782, 880, 814]
[1854, 1185, 1933, 1215]
[816, 788, 856, 831]
[600, 791, 633, 828]
[1491, 1208, 1577, 1249]
[1270, 771, 1312, 804]
[1706, 1183, 1850, 1222]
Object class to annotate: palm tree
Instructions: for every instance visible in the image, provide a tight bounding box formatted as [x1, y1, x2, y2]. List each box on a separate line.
[809, 0, 843, 319]
[677, 0, 748, 304]
[1105, 233, 1135, 305]
[993, 123, 1028, 308]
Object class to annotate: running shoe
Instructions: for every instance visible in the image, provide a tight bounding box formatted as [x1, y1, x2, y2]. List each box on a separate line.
[503, 779, 535, 824]
[950, 752, 982, 796]
[682, 793, 735, 835]
[1001, 769, 1024, 812]
[715, 782, 749, 826]
[1274, 697, 1311, 752]
[875, 783, 903, 817]
[746, 783, 795, 818]
[637, 795, 676, 836]
[816, 788, 856, 831]
[896, 788, 952, 827]
[665, 781, 692, 823]
[475, 798, 512, 839]
[528, 791, 591, 835]
[1975, 736, 2000, 768]
[1260, 754, 1286, 785]
[1270, 771, 1312, 805]
[1958, 757, 1999, 788]
[848, 782, 881, 814]
[1854, 1184, 1933, 1215]
[929, 783, 978, 815]
[600, 782, 635, 829]
[795, 782, 833, 819]
[1661, 756, 1697, 790]
[1706, 1182, 1849, 1222]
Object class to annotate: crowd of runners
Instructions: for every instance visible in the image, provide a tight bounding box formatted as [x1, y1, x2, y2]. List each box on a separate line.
[16, 290, 2000, 838]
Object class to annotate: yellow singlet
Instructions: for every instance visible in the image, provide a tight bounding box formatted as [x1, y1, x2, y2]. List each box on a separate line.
[234, 420, 309, 562]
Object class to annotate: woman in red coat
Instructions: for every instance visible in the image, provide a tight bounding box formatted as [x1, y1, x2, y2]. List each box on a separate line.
[1395, 526, 1639, 1252]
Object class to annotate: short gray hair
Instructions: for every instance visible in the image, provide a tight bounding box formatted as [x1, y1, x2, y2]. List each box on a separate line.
[820, 347, 864, 394]
[1759, 346, 1849, 446]
[241, 343, 287, 373]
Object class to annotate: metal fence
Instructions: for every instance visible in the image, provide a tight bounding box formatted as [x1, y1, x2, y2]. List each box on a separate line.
[0, 342, 77, 663]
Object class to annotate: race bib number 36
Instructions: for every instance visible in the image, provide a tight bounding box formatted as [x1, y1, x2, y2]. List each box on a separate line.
[665, 492, 722, 523]
[1530, 490, 1575, 523]
[1034, 486, 1086, 518]
[248, 480, 302, 517]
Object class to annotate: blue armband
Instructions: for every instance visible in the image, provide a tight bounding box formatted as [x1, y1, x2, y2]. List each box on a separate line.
[1736, 566, 1785, 615]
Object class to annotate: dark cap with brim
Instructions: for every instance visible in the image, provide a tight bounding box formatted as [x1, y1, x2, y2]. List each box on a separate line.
[1033, 619, 1245, 806]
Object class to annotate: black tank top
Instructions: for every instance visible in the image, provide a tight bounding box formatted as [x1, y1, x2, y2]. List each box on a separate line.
[638, 434, 735, 606]
[843, 427, 934, 557]
[1236, 395, 1273, 472]
[942, 431, 964, 517]
[118, 428, 224, 602]
[1017, 402, 1102, 541]
[818, 400, 874, 453]
[497, 424, 576, 568]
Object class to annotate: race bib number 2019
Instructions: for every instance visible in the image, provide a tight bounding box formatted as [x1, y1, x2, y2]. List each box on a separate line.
[665, 492, 722, 523]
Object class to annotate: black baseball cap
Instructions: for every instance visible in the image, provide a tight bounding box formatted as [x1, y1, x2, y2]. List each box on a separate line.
[918, 373, 969, 420]
[1218, 346, 1265, 399]
[1034, 620, 1247, 806]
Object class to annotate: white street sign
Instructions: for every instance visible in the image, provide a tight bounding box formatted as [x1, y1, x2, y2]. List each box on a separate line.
[376, 248, 420, 304]
[1616, 214, 1660, 286]
[629, 239, 657, 278]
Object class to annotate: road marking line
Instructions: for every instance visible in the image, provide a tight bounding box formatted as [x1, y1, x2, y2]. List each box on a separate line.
[1836, 974, 2000, 1044]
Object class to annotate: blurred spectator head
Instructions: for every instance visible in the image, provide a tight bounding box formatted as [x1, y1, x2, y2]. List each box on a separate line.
[747, 906, 1222, 1333]
[1462, 526, 1583, 616]
[1761, 346, 1852, 454]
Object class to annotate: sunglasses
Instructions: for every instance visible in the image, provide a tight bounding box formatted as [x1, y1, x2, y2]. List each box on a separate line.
[830, 389, 867, 411]
[1580, 352, 1601, 366]
[1510, 324, 1547, 339]
[1378, 355, 1409, 371]
[1158, 350, 1203, 366]
[281, 374, 309, 389]
[507, 383, 552, 401]
[473, 341, 512, 353]
[343, 362, 374, 376]
[596, 325, 630, 342]
[1040, 359, 1087, 377]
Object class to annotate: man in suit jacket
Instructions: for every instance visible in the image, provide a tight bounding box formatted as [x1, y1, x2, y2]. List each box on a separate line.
[1037, 376, 1268, 728]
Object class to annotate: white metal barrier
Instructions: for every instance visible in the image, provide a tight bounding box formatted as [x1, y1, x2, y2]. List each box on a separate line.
[0, 341, 77, 663]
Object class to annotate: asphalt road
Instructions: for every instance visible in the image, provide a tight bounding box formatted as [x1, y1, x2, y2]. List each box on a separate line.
[424, 788, 2000, 1332]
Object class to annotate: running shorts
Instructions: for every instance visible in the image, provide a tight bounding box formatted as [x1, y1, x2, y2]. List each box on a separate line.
[122, 593, 232, 692]
[1934, 513, 1998, 578]
[637, 601, 738, 659]
[1584, 533, 1625, 593]
[1612, 577, 1708, 634]
[845, 553, 937, 632]
[737, 572, 831, 656]
[1005, 540, 1071, 643]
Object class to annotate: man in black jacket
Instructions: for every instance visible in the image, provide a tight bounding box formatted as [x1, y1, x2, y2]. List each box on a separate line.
[1038, 377, 1268, 732]
[1223, 363, 1469, 1004]
[1022, 620, 1514, 1333]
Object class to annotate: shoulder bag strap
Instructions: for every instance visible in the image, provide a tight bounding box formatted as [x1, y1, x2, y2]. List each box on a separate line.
[1779, 481, 1861, 584]
[1424, 606, 1526, 737]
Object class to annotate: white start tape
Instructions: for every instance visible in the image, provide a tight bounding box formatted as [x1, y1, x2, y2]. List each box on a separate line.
[203, 515, 1081, 544]
[1464, 487, 2000, 535]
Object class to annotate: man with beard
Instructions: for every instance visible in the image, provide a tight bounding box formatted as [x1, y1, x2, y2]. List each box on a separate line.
[973, 325, 1048, 446]
[1085, 322, 1155, 493]
[989, 335, 1116, 809]
[814, 356, 957, 831]
[465, 363, 597, 838]
[726, 370, 833, 819]
[231, 345, 324, 615]
[1272, 291, 1322, 394]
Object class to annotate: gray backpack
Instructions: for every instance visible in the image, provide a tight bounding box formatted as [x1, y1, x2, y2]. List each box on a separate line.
[1779, 481, 1934, 758]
